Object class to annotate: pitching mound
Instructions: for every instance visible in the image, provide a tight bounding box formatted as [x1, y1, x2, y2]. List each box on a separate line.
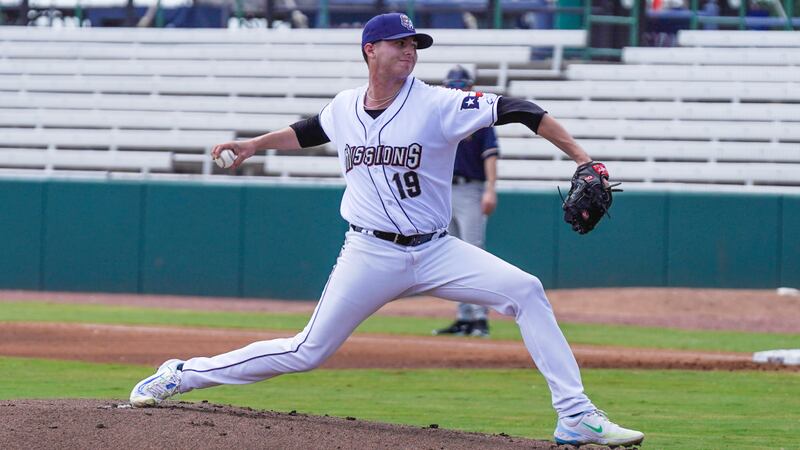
[0, 399, 590, 450]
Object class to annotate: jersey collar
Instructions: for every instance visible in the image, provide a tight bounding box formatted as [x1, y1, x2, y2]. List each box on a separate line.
[356, 75, 415, 130]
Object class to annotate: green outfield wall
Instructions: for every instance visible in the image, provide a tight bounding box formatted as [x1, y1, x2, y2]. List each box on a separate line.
[1, 179, 797, 300]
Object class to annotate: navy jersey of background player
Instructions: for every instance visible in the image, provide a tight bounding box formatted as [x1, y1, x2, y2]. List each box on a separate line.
[453, 127, 498, 181]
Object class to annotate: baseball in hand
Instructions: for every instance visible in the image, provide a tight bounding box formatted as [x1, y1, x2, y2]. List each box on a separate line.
[215, 149, 236, 169]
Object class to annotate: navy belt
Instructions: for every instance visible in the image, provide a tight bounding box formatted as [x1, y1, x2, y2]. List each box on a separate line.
[350, 225, 447, 247]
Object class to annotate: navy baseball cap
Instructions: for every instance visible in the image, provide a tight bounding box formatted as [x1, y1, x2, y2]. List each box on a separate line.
[361, 13, 433, 50]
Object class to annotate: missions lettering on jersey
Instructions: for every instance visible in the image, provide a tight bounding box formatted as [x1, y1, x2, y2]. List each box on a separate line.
[344, 142, 422, 172]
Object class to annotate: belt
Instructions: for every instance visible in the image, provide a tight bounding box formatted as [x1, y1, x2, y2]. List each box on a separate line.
[452, 175, 481, 185]
[350, 225, 447, 247]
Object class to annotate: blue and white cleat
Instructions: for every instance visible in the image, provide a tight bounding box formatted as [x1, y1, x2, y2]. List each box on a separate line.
[130, 359, 184, 407]
[554, 409, 644, 447]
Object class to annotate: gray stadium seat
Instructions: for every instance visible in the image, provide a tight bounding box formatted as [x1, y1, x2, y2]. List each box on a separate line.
[566, 64, 800, 82]
[677, 30, 800, 47]
[622, 47, 800, 65]
[509, 80, 800, 102]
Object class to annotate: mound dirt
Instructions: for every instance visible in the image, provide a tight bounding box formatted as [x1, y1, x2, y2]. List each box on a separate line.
[0, 399, 584, 450]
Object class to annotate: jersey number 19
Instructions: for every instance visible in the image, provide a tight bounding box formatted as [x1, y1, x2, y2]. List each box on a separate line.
[391, 171, 421, 200]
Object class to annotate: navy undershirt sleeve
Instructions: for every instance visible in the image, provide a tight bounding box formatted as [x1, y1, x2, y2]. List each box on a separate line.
[482, 129, 499, 159]
[290, 115, 331, 148]
[495, 97, 547, 134]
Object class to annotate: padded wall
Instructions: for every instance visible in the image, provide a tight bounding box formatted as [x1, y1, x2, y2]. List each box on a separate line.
[0, 179, 796, 299]
[43, 181, 142, 293]
[141, 183, 242, 297]
[0, 180, 44, 290]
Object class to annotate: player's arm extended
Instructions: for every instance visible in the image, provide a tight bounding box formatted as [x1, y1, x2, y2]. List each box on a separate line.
[495, 97, 591, 165]
[482, 155, 498, 215]
[211, 116, 330, 169]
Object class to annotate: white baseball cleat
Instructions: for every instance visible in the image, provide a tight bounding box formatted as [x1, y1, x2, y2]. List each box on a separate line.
[130, 359, 184, 407]
[554, 409, 644, 447]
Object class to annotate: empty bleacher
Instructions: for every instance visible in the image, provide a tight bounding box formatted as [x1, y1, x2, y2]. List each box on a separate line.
[503, 29, 800, 190]
[0, 59, 467, 81]
[621, 47, 800, 65]
[565, 64, 800, 82]
[677, 30, 800, 47]
[0, 26, 586, 86]
[0, 128, 234, 174]
[0, 25, 585, 178]
[509, 80, 800, 101]
[1, 26, 799, 191]
[0, 91, 329, 115]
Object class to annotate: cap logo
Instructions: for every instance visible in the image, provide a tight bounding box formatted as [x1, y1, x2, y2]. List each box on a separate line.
[400, 14, 414, 31]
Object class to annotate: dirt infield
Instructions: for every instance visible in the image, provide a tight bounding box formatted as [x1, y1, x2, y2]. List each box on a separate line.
[2, 287, 798, 372]
[2, 287, 798, 448]
[0, 322, 773, 371]
[4, 287, 799, 332]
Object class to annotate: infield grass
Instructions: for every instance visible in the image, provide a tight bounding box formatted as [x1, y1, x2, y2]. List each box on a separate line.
[1, 356, 797, 450]
[2, 301, 800, 353]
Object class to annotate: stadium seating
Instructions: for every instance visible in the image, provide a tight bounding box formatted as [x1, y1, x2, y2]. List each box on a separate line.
[0, 74, 364, 97]
[496, 119, 800, 141]
[1, 25, 798, 190]
[0, 26, 586, 85]
[0, 27, 368, 44]
[0, 128, 234, 174]
[0, 59, 471, 82]
[0, 42, 529, 65]
[0, 149, 173, 173]
[263, 152, 800, 187]
[0, 26, 584, 47]
[0, 108, 298, 133]
[0, 25, 585, 178]
[621, 47, 800, 65]
[551, 26, 800, 186]
[509, 80, 800, 102]
[0, 92, 328, 116]
[507, 29, 800, 189]
[565, 64, 800, 82]
[265, 154, 342, 178]
[0, 128, 231, 152]
[677, 30, 800, 47]
[496, 160, 800, 186]
[499, 139, 800, 163]
[540, 100, 800, 121]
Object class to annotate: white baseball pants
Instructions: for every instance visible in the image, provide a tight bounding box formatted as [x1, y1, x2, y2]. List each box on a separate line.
[180, 230, 595, 418]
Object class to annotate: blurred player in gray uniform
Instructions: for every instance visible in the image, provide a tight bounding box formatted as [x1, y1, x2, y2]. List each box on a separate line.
[433, 65, 497, 338]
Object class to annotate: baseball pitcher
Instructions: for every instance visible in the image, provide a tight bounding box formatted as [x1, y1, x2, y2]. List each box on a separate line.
[131, 13, 639, 447]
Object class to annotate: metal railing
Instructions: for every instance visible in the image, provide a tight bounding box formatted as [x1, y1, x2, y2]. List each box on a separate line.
[2, 0, 798, 37]
[583, 0, 640, 58]
[688, 0, 797, 30]
[582, 0, 798, 59]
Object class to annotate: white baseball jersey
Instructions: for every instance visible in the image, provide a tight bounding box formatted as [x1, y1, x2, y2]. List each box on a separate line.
[177, 74, 596, 420]
[319, 75, 499, 235]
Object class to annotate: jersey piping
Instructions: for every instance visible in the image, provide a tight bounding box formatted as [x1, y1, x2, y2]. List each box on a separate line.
[354, 90, 403, 233]
[378, 77, 420, 234]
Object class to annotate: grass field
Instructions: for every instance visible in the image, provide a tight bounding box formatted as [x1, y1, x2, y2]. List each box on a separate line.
[2, 301, 800, 449]
[2, 357, 798, 449]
